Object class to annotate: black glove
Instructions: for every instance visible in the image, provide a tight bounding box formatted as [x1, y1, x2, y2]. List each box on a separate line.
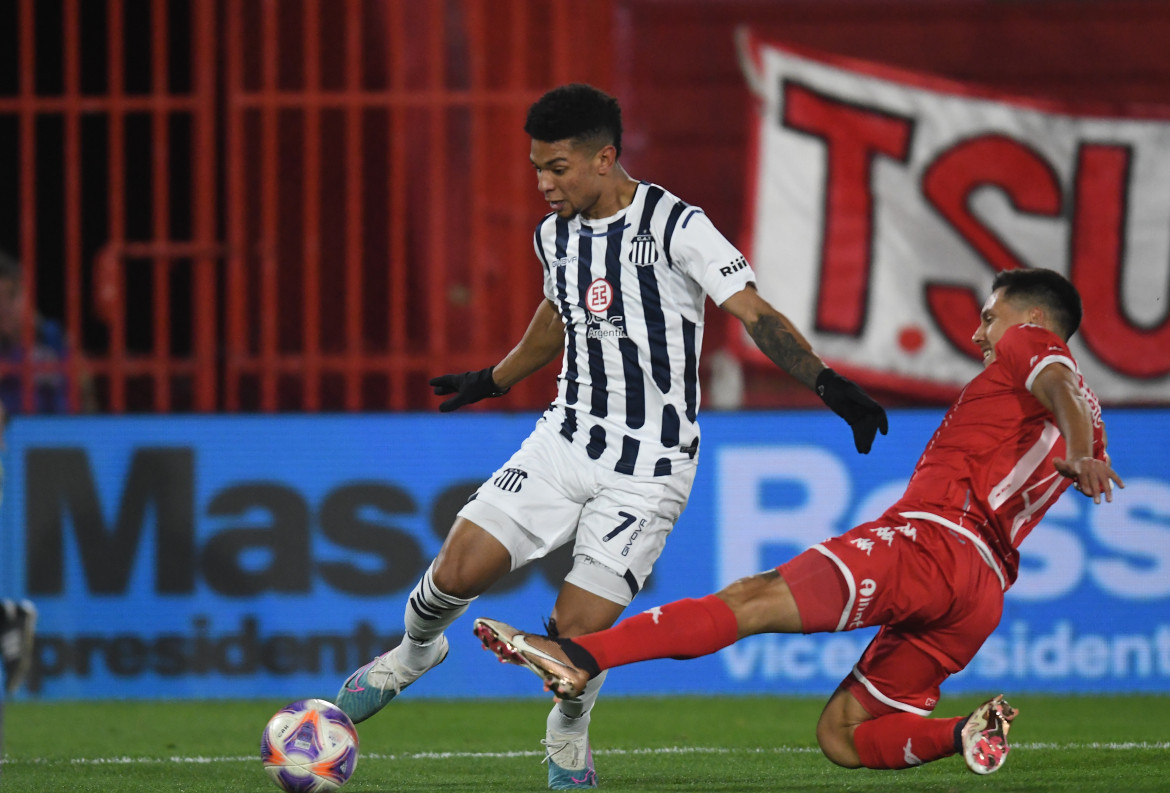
[816, 368, 889, 454]
[429, 366, 509, 412]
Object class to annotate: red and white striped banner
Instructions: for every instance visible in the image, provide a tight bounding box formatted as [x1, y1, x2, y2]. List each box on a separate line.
[739, 33, 1170, 403]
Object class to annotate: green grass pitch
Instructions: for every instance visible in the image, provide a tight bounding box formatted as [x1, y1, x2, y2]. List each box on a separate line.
[3, 695, 1168, 791]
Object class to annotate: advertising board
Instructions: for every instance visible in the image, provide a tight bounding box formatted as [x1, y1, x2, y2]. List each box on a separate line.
[3, 410, 1165, 701]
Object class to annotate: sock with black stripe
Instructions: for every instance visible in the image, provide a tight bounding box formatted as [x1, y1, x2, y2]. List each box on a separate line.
[399, 562, 474, 668]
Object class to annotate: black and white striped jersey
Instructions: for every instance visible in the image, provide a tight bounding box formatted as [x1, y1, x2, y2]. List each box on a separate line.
[534, 181, 755, 477]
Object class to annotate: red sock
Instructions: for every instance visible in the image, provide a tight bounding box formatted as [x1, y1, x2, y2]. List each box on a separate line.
[853, 713, 964, 769]
[573, 595, 738, 672]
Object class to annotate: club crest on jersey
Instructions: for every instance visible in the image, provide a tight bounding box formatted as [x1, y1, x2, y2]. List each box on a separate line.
[628, 232, 659, 266]
[586, 278, 614, 314]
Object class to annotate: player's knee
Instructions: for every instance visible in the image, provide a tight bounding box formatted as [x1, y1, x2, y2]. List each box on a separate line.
[816, 711, 862, 768]
[430, 523, 513, 598]
[716, 570, 800, 635]
[429, 554, 500, 599]
[716, 571, 776, 612]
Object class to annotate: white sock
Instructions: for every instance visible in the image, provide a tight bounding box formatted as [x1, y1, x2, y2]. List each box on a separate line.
[398, 562, 473, 669]
[548, 669, 608, 734]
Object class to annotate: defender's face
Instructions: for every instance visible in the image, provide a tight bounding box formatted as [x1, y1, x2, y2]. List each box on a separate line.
[971, 287, 1036, 367]
[530, 138, 605, 220]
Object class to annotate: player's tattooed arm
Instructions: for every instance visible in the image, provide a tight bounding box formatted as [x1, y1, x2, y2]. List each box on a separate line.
[721, 285, 825, 389]
[745, 313, 824, 389]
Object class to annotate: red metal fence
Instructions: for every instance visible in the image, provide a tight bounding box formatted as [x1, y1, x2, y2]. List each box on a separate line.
[3, 0, 613, 413]
[7, 0, 1169, 414]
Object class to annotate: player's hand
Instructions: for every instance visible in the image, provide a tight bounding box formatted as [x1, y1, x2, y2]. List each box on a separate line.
[1054, 455, 1125, 504]
[429, 366, 510, 412]
[815, 368, 889, 454]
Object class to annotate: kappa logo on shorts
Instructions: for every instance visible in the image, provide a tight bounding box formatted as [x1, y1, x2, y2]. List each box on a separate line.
[493, 468, 528, 493]
[850, 538, 875, 556]
[869, 523, 917, 547]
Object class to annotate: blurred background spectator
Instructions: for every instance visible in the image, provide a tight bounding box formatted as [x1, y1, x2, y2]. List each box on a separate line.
[0, 251, 96, 438]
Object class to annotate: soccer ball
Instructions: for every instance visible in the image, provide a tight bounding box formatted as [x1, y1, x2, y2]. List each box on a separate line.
[260, 698, 359, 792]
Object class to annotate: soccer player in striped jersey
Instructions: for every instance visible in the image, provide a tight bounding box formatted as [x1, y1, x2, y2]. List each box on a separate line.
[336, 83, 887, 790]
[475, 267, 1124, 779]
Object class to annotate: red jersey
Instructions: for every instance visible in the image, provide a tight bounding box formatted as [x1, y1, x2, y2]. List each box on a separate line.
[891, 323, 1105, 587]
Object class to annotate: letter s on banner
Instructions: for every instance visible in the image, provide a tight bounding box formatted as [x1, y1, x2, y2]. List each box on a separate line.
[1089, 479, 1170, 599]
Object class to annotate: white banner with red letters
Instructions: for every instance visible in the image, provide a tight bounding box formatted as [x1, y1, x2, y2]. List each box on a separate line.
[737, 32, 1170, 403]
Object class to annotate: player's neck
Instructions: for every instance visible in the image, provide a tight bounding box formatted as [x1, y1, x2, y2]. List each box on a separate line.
[580, 168, 639, 221]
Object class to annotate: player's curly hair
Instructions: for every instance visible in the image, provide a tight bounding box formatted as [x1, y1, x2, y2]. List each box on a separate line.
[992, 267, 1083, 340]
[524, 83, 623, 158]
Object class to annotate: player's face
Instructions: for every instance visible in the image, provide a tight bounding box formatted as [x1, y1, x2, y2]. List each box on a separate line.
[971, 287, 1038, 367]
[530, 138, 607, 220]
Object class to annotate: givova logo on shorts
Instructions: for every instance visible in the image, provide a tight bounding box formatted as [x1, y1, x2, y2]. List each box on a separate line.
[493, 468, 528, 493]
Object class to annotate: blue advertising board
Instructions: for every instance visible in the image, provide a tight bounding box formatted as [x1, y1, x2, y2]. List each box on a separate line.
[1, 409, 1167, 702]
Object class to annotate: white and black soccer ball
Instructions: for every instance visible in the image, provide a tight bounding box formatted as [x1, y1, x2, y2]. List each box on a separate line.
[260, 698, 359, 792]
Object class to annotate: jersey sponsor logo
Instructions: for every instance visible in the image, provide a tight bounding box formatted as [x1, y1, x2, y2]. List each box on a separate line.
[628, 232, 659, 266]
[492, 467, 528, 493]
[586, 314, 627, 339]
[550, 255, 578, 269]
[586, 278, 614, 314]
[719, 256, 748, 276]
[847, 578, 878, 629]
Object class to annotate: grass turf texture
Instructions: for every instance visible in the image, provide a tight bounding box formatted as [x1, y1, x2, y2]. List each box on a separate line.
[3, 695, 1167, 792]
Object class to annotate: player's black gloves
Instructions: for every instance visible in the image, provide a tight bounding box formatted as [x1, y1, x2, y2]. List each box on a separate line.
[429, 366, 510, 412]
[816, 368, 889, 454]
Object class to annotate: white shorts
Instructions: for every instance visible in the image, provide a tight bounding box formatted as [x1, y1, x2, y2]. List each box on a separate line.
[458, 419, 697, 606]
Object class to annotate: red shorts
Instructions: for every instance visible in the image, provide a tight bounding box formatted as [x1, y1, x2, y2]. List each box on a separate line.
[777, 512, 1004, 717]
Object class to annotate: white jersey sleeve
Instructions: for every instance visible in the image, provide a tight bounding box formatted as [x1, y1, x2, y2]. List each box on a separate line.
[667, 209, 755, 305]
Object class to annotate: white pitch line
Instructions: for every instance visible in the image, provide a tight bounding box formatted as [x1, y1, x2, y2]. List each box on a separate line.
[3, 741, 1168, 766]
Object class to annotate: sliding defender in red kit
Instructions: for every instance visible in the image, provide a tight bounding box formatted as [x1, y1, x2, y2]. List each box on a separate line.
[476, 267, 1123, 777]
